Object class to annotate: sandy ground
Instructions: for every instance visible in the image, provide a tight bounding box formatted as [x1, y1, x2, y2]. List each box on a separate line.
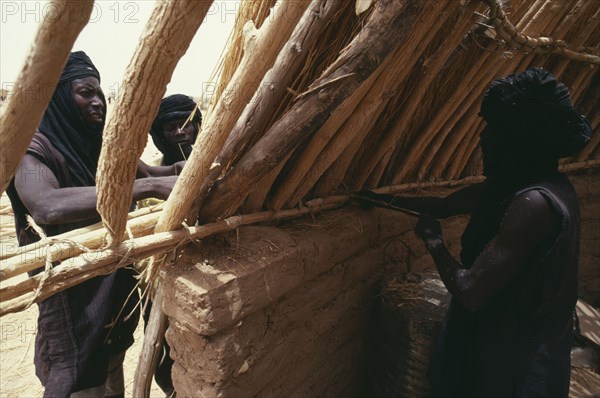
[0, 193, 164, 397]
[0, 305, 164, 398]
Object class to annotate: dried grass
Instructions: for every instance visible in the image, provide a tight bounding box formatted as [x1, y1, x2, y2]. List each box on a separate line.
[208, 0, 278, 111]
[570, 367, 600, 398]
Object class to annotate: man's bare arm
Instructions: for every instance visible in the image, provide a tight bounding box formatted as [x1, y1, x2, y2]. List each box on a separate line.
[15, 155, 178, 225]
[136, 159, 185, 178]
[416, 190, 560, 311]
[353, 182, 486, 218]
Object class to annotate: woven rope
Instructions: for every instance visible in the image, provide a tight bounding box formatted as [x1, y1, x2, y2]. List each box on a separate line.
[484, 0, 600, 64]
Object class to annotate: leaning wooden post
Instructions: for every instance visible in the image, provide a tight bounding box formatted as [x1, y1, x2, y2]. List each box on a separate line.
[0, 0, 94, 195]
[95, 0, 213, 244]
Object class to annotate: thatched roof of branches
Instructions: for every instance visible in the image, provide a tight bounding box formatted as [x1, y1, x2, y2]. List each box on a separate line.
[1, 0, 598, 394]
[1, 0, 599, 318]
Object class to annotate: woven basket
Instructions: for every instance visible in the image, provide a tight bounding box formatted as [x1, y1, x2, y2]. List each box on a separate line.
[372, 272, 451, 398]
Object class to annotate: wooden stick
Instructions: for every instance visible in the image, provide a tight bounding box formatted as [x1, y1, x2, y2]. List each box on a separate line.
[133, 285, 169, 397]
[96, 0, 213, 245]
[0, 0, 94, 195]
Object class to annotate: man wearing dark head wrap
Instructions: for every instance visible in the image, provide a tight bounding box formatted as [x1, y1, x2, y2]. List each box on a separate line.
[353, 68, 592, 397]
[150, 94, 202, 166]
[7, 51, 181, 398]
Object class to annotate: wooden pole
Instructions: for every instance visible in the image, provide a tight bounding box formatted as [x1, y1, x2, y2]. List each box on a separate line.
[0, 0, 94, 195]
[95, 0, 213, 244]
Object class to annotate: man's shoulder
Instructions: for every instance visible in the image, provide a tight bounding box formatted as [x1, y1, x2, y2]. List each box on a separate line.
[28, 131, 63, 163]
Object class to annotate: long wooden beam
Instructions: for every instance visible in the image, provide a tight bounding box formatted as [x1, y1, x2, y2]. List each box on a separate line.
[0, 0, 94, 195]
[95, 0, 213, 245]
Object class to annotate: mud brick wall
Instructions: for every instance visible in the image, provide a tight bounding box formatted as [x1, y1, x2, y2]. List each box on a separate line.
[161, 171, 598, 397]
[161, 207, 415, 397]
[571, 170, 600, 306]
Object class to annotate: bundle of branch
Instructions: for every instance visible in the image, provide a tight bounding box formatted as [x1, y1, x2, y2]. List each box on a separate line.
[0, 205, 163, 282]
[198, 0, 430, 223]
[304, 0, 481, 201]
[0, 195, 348, 317]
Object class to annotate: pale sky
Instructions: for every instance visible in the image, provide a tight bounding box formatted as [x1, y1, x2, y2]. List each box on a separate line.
[0, 0, 238, 102]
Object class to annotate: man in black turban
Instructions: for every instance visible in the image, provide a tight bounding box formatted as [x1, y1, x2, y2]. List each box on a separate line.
[150, 94, 202, 166]
[354, 68, 592, 397]
[7, 51, 182, 398]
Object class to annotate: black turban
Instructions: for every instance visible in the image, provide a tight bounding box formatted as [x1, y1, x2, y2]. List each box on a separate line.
[58, 50, 101, 85]
[479, 67, 592, 159]
[150, 94, 202, 165]
[36, 51, 105, 186]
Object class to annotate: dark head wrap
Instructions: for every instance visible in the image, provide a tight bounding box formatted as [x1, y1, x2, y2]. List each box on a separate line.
[58, 51, 101, 85]
[37, 51, 105, 186]
[150, 94, 202, 165]
[479, 67, 592, 159]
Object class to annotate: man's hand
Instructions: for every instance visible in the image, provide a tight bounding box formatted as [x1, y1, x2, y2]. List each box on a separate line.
[173, 160, 186, 175]
[133, 175, 178, 201]
[415, 214, 442, 243]
[150, 176, 178, 200]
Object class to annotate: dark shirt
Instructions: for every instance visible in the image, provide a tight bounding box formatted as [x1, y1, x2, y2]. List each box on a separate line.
[429, 174, 579, 397]
[7, 132, 139, 397]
